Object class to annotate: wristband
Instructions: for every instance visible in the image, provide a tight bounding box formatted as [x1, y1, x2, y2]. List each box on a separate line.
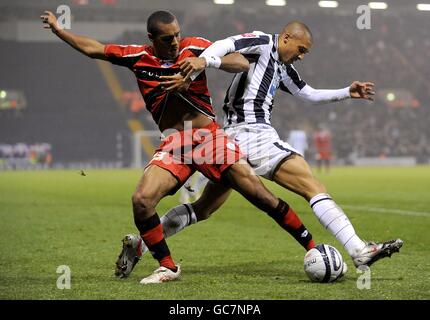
[204, 56, 222, 69]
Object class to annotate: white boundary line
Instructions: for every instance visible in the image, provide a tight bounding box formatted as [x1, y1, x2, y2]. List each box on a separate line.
[341, 205, 430, 218]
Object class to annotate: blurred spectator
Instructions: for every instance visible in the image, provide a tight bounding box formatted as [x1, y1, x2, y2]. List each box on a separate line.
[0, 143, 53, 169]
[288, 130, 308, 158]
[314, 126, 333, 173]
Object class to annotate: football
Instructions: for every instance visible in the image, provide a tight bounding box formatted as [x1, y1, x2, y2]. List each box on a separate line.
[304, 244, 346, 283]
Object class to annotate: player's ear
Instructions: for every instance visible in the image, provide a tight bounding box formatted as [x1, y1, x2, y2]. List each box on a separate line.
[148, 33, 154, 41]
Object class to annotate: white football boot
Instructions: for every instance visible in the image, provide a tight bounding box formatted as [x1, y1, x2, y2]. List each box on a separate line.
[352, 239, 403, 268]
[115, 234, 143, 278]
[140, 265, 181, 284]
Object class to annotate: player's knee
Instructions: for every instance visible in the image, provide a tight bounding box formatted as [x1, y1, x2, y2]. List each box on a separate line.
[247, 180, 278, 210]
[192, 202, 214, 221]
[303, 178, 327, 200]
[132, 190, 157, 213]
[195, 210, 212, 221]
[257, 187, 278, 208]
[312, 178, 326, 194]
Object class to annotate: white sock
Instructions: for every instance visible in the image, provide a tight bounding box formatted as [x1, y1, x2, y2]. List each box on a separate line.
[141, 204, 197, 254]
[194, 174, 208, 192]
[309, 193, 366, 257]
[179, 179, 193, 204]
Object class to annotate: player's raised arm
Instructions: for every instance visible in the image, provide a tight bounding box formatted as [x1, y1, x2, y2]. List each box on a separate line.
[292, 81, 375, 104]
[40, 10, 107, 60]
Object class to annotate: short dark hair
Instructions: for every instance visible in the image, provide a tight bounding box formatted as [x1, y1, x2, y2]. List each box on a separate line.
[147, 11, 176, 36]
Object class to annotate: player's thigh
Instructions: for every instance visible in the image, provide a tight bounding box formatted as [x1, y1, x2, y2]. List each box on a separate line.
[273, 154, 326, 200]
[133, 164, 181, 207]
[192, 181, 232, 220]
[224, 159, 278, 210]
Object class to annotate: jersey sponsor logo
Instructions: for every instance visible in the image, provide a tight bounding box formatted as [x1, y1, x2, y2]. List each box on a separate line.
[134, 67, 180, 81]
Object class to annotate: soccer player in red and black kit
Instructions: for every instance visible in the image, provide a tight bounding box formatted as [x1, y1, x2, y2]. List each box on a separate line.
[314, 126, 333, 173]
[41, 10, 316, 284]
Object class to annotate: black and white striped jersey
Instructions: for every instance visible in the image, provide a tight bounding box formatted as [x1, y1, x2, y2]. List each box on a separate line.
[222, 31, 306, 127]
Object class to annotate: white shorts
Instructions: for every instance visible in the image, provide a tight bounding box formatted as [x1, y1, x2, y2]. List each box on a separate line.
[224, 123, 300, 180]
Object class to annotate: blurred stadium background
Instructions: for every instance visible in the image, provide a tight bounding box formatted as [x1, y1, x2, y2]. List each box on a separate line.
[1, 0, 429, 170]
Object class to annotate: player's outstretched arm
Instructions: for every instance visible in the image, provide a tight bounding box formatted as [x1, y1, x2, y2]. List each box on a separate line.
[40, 10, 107, 60]
[293, 81, 375, 104]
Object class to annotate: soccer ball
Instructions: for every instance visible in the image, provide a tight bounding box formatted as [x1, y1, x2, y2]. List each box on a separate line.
[304, 244, 346, 283]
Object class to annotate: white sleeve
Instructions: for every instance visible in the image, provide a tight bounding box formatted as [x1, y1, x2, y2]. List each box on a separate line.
[199, 38, 236, 59]
[200, 32, 271, 58]
[190, 38, 235, 81]
[295, 84, 351, 104]
[190, 32, 270, 80]
[227, 32, 271, 55]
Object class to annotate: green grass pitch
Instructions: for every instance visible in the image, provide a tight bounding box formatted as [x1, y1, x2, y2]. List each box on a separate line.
[0, 166, 429, 300]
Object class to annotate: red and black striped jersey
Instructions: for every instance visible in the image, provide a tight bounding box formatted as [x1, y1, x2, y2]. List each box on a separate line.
[104, 37, 215, 125]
